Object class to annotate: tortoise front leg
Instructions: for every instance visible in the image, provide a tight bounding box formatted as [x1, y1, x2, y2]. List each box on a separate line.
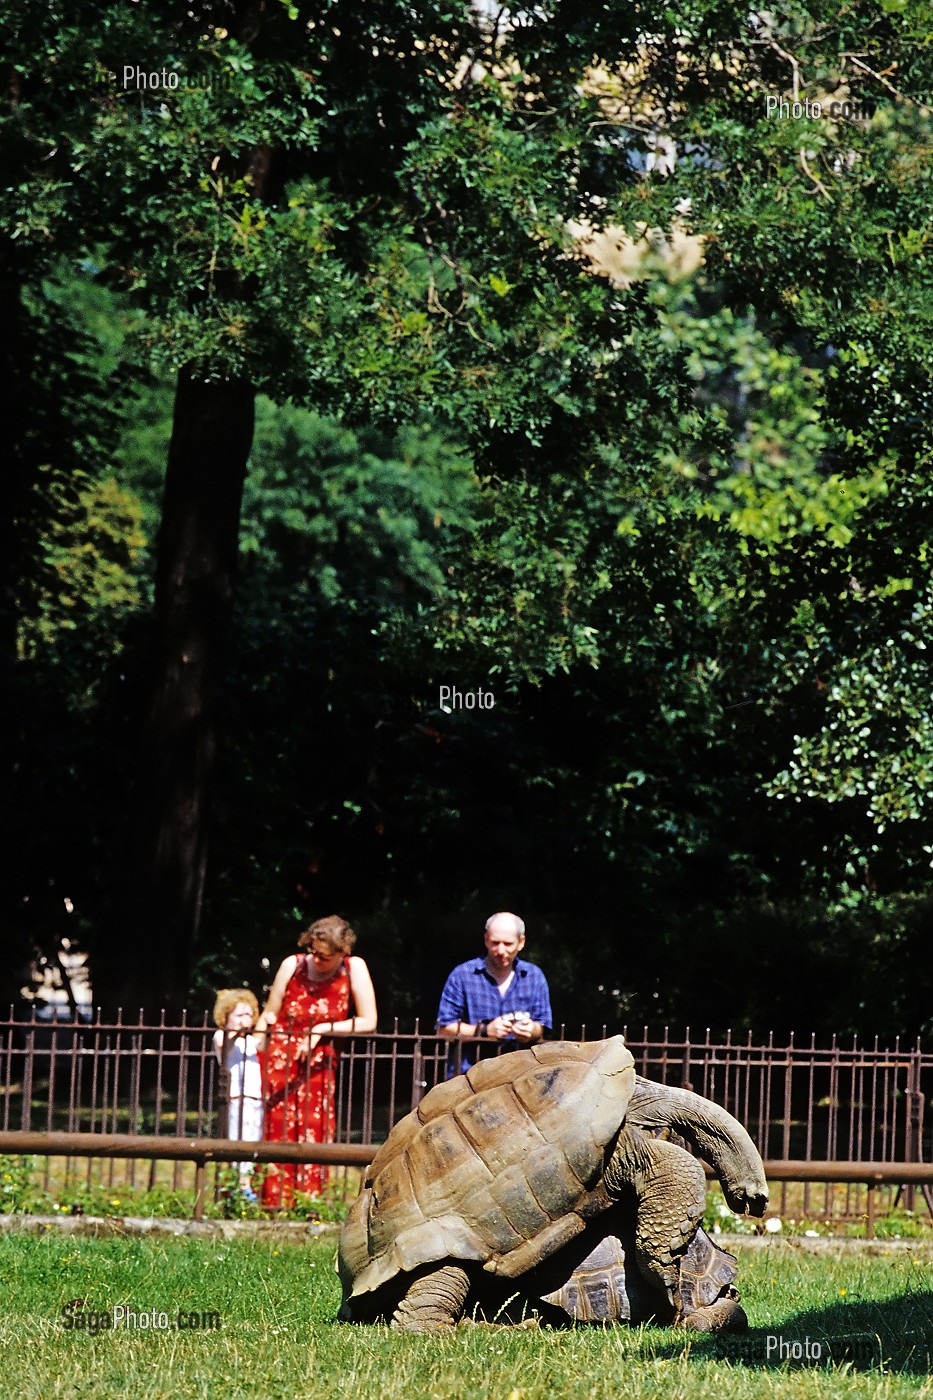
[604, 1127, 707, 1317]
[391, 1264, 472, 1332]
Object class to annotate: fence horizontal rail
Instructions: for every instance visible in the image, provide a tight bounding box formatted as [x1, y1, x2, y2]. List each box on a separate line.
[0, 1130, 375, 1221]
[0, 1131, 374, 1166]
[3, 1127, 932, 1236]
[758, 1161, 933, 1185]
[3, 1132, 932, 1185]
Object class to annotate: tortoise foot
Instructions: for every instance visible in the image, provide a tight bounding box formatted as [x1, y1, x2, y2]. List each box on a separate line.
[677, 1298, 748, 1334]
[391, 1264, 471, 1332]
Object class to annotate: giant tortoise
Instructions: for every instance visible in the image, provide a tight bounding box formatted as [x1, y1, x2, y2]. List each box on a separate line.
[338, 1037, 767, 1331]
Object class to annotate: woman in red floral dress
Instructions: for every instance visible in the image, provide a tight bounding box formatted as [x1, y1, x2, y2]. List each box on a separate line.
[256, 915, 377, 1207]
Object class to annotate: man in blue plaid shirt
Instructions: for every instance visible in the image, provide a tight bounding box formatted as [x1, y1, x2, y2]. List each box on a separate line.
[436, 912, 552, 1073]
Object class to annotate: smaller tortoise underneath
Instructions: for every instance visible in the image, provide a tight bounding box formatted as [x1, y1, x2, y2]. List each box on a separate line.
[529, 1210, 744, 1330]
[338, 1037, 767, 1331]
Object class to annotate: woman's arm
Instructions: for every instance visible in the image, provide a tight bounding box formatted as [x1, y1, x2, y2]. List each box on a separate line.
[439, 1016, 512, 1040]
[311, 956, 378, 1035]
[255, 955, 299, 1032]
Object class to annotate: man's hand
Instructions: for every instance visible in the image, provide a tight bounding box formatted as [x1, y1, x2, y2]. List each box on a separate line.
[484, 1016, 513, 1040]
[511, 1018, 540, 1044]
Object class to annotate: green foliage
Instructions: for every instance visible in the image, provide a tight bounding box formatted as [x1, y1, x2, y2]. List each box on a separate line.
[241, 400, 476, 608]
[771, 583, 933, 833]
[18, 469, 146, 667]
[0, 1157, 204, 1220]
[0, 1156, 356, 1223]
[6, 0, 933, 1030]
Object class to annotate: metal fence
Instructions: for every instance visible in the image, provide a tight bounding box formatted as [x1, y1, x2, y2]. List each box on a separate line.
[1, 1012, 931, 1221]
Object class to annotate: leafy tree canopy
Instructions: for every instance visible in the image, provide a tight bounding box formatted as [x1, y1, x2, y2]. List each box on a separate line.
[3, 0, 933, 1029]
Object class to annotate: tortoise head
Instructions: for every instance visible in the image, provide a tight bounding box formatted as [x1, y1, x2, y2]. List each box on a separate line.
[722, 1174, 769, 1219]
[627, 1076, 768, 1217]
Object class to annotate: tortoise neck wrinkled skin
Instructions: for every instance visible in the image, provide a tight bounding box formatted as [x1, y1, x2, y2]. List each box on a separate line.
[626, 1077, 769, 1218]
[603, 1124, 657, 1198]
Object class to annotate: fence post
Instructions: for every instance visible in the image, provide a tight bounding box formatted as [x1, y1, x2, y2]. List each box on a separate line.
[865, 1181, 876, 1240]
[193, 1157, 207, 1221]
[20, 1018, 35, 1131]
[904, 1045, 924, 1214]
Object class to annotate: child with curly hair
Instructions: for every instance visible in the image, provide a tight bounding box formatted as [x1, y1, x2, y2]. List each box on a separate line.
[213, 988, 266, 1201]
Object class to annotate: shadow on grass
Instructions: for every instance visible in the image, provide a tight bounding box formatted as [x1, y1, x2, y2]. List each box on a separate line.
[665, 1290, 933, 1376]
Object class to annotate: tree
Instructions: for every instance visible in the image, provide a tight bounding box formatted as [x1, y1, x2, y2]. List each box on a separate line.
[5, 0, 933, 1028]
[4, 0, 481, 1007]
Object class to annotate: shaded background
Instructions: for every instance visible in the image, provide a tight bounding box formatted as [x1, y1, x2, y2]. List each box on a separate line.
[3, 1, 932, 1038]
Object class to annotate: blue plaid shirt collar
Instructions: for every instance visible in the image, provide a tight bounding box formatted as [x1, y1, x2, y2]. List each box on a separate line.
[470, 955, 529, 980]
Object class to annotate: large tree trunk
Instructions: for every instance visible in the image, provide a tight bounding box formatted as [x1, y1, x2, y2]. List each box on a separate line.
[100, 367, 255, 1015]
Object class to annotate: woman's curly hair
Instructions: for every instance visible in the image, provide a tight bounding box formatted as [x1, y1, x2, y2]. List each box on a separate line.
[297, 914, 356, 954]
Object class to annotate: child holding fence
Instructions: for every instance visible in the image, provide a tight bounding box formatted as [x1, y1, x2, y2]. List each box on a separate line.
[212, 988, 266, 1201]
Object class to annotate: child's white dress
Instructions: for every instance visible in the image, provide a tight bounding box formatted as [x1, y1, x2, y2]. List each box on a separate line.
[215, 1032, 264, 1176]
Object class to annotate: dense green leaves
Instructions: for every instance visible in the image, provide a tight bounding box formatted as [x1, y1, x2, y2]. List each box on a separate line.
[3, 0, 933, 1030]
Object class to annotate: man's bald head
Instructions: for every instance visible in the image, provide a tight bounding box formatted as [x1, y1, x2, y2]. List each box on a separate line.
[483, 912, 526, 973]
[485, 912, 525, 939]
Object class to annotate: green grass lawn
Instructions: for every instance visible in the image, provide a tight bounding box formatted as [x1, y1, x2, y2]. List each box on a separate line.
[1, 1232, 931, 1399]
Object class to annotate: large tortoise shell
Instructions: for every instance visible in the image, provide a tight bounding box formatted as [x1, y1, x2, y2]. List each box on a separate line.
[340, 1037, 635, 1302]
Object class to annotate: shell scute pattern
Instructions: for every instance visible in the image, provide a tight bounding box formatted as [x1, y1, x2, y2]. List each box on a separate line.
[536, 1221, 739, 1324]
[338, 1190, 372, 1285]
[363, 1112, 421, 1180]
[490, 1162, 552, 1239]
[554, 1126, 607, 1189]
[367, 1154, 422, 1246]
[470, 1198, 527, 1254]
[679, 1237, 739, 1311]
[542, 1233, 632, 1323]
[522, 1142, 589, 1216]
[416, 1074, 473, 1123]
[490, 1211, 589, 1278]
[452, 1082, 547, 1173]
[513, 1062, 597, 1133]
[383, 1114, 496, 1232]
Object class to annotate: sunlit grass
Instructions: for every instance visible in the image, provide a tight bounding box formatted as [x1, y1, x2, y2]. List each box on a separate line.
[2, 1232, 932, 1398]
